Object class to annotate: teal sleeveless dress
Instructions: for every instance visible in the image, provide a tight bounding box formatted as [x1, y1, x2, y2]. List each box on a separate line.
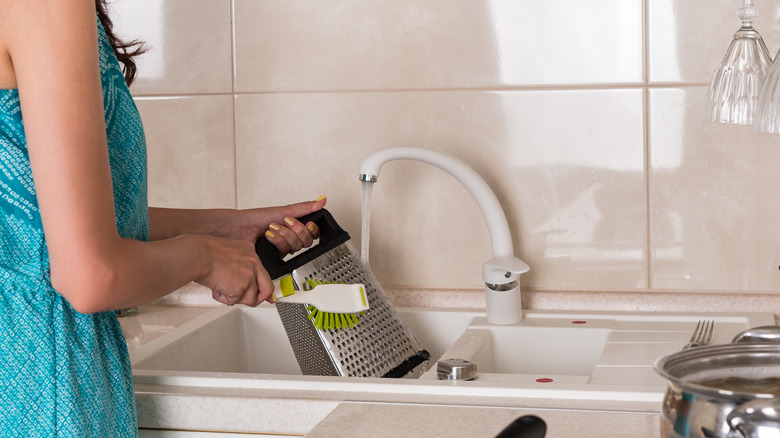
[0, 19, 148, 437]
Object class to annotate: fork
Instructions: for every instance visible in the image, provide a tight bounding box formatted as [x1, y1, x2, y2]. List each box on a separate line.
[683, 320, 714, 349]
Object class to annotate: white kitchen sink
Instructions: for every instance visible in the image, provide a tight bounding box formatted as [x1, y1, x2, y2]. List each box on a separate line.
[129, 304, 774, 401]
[420, 312, 773, 386]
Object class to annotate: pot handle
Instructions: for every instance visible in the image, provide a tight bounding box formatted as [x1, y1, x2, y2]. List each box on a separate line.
[727, 399, 780, 438]
[732, 326, 780, 344]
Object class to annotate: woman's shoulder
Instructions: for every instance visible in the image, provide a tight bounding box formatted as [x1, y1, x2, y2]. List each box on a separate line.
[0, 2, 17, 89]
[0, 0, 99, 91]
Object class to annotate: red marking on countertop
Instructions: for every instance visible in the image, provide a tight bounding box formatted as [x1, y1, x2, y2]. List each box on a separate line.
[536, 378, 554, 383]
[571, 320, 587, 324]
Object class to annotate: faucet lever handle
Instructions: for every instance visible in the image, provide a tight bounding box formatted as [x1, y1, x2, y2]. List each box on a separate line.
[483, 256, 530, 284]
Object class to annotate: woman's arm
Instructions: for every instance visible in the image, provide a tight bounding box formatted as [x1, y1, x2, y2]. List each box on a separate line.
[5, 0, 286, 313]
[149, 196, 327, 253]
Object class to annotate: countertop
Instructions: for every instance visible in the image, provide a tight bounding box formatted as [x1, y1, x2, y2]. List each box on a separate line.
[119, 305, 214, 352]
[306, 402, 660, 438]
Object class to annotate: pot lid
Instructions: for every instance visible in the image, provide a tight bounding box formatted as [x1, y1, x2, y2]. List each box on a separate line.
[654, 343, 780, 400]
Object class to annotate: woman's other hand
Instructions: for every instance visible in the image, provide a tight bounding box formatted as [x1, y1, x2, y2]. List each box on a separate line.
[227, 195, 327, 256]
[193, 234, 273, 307]
[263, 213, 321, 256]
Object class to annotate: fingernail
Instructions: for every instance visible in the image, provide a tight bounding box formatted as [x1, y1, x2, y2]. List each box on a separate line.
[284, 217, 295, 227]
[315, 194, 327, 202]
[307, 222, 315, 232]
[265, 230, 275, 238]
[269, 223, 280, 231]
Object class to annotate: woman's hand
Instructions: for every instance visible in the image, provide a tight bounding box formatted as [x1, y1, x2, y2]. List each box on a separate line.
[262, 212, 322, 256]
[149, 196, 328, 256]
[193, 234, 273, 306]
[227, 196, 327, 255]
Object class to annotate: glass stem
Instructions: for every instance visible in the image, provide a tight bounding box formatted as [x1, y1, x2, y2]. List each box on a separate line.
[738, 0, 758, 26]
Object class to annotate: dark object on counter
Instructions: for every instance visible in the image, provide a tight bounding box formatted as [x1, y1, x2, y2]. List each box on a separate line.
[494, 415, 547, 438]
[116, 307, 138, 317]
[255, 208, 430, 378]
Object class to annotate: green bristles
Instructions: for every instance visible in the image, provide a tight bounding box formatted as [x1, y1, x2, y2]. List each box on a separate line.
[304, 279, 365, 331]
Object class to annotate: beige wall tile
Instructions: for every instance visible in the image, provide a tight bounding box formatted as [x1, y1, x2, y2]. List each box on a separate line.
[649, 0, 780, 83]
[111, 0, 233, 95]
[234, 0, 642, 92]
[235, 89, 646, 289]
[136, 96, 236, 209]
[649, 87, 780, 290]
[112, 0, 780, 295]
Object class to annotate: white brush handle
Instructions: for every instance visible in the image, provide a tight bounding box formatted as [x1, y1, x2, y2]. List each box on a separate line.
[275, 284, 369, 313]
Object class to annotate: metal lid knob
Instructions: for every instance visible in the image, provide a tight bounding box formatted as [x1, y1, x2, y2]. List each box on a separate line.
[732, 325, 780, 344]
[437, 358, 478, 381]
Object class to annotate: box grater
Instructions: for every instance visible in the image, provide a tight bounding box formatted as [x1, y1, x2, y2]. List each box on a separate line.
[255, 209, 430, 378]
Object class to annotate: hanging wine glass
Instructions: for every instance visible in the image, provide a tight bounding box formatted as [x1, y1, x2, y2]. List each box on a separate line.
[705, 0, 773, 125]
[754, 48, 780, 134]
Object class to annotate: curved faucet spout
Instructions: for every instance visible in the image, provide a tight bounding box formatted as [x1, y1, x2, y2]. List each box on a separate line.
[359, 146, 530, 324]
[359, 146, 514, 259]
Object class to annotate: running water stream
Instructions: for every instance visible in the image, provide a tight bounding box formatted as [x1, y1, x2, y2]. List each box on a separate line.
[360, 181, 373, 265]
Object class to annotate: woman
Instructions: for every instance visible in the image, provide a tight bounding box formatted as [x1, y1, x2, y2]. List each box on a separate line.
[0, 0, 323, 435]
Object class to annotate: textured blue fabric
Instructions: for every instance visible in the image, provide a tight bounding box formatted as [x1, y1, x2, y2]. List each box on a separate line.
[0, 18, 148, 437]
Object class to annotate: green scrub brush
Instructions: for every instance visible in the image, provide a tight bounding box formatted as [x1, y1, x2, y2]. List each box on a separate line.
[274, 275, 369, 330]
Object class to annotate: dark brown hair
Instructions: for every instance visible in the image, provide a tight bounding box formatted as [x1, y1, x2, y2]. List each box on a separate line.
[95, 0, 146, 86]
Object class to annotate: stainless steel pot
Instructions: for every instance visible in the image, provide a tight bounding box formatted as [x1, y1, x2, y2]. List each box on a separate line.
[654, 342, 780, 438]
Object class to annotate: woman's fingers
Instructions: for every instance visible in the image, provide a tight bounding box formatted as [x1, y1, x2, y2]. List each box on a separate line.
[211, 289, 228, 305]
[196, 235, 273, 307]
[254, 268, 275, 305]
[265, 223, 292, 254]
[304, 220, 320, 241]
[284, 216, 314, 248]
[271, 196, 326, 225]
[265, 216, 320, 255]
[231, 265, 273, 307]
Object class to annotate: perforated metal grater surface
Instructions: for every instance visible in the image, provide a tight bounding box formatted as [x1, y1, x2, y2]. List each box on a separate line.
[256, 209, 430, 378]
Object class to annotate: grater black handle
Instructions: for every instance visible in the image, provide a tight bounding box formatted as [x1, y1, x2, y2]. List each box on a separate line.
[255, 208, 351, 280]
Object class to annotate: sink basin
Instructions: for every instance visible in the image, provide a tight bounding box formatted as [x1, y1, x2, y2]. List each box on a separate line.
[434, 316, 613, 378]
[132, 305, 297, 375]
[130, 304, 480, 376]
[423, 311, 776, 387]
[469, 322, 611, 376]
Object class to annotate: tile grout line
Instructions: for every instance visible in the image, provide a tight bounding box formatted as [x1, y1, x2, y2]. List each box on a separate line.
[643, 0, 653, 290]
[230, 0, 239, 209]
[131, 82, 710, 100]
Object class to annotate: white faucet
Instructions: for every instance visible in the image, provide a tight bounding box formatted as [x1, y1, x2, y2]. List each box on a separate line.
[359, 146, 530, 324]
